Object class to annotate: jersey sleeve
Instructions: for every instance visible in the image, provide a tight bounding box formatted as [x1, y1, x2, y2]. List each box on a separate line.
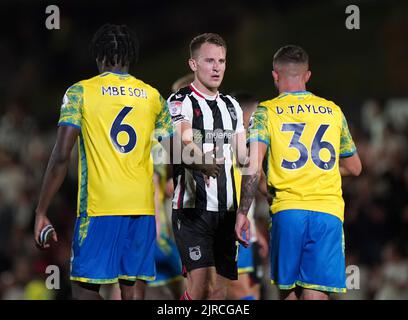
[58, 83, 83, 129]
[247, 105, 270, 146]
[168, 94, 193, 125]
[230, 97, 245, 134]
[154, 95, 174, 141]
[339, 111, 357, 158]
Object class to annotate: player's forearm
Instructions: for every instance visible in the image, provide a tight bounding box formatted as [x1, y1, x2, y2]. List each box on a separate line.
[339, 164, 361, 176]
[232, 133, 249, 168]
[176, 123, 211, 171]
[180, 140, 207, 171]
[237, 171, 260, 216]
[339, 154, 362, 177]
[258, 170, 268, 197]
[238, 140, 266, 215]
[35, 151, 70, 216]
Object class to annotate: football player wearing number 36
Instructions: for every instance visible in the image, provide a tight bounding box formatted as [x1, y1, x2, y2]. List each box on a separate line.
[34, 24, 176, 299]
[235, 45, 362, 300]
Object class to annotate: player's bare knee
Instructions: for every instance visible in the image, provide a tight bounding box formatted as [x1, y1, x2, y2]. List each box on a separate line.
[119, 279, 145, 300]
[211, 286, 227, 300]
[301, 289, 329, 300]
[227, 281, 246, 299]
[195, 283, 213, 299]
[121, 287, 143, 300]
[189, 279, 214, 299]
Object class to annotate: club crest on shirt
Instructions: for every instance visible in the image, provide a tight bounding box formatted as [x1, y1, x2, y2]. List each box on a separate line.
[189, 246, 201, 261]
[227, 105, 237, 120]
[61, 94, 69, 109]
[169, 101, 182, 116]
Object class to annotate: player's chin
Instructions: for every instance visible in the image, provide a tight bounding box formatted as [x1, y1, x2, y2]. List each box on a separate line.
[207, 78, 222, 88]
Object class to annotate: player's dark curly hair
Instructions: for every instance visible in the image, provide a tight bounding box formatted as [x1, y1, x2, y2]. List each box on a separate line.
[90, 24, 139, 67]
[273, 45, 309, 66]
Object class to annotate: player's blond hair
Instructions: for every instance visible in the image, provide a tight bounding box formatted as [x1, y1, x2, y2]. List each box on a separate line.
[189, 33, 227, 58]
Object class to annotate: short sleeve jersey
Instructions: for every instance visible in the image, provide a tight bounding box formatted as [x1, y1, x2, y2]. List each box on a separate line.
[58, 71, 173, 217]
[248, 91, 356, 221]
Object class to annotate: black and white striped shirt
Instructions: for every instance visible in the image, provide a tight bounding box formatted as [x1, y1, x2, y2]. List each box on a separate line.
[168, 83, 245, 212]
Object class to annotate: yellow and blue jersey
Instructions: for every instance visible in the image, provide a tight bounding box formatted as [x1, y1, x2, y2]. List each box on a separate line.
[248, 91, 356, 221]
[58, 71, 173, 217]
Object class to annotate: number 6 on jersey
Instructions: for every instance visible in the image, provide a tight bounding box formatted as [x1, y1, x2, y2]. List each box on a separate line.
[110, 106, 137, 153]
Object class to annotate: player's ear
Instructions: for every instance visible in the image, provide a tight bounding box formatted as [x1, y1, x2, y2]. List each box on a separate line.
[304, 70, 311, 83]
[188, 58, 197, 72]
[272, 70, 279, 82]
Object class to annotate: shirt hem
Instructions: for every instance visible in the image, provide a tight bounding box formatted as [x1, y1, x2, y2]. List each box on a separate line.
[172, 206, 236, 213]
[271, 202, 344, 222]
[76, 211, 155, 217]
[58, 122, 81, 130]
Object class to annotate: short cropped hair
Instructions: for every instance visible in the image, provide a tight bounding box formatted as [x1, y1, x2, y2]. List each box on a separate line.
[190, 33, 227, 58]
[90, 24, 139, 67]
[273, 45, 309, 67]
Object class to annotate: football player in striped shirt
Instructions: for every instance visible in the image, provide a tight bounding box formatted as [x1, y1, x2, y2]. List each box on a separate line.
[168, 33, 248, 300]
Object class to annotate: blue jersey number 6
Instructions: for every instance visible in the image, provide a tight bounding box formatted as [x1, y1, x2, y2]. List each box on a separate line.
[281, 123, 336, 170]
[110, 106, 137, 153]
[311, 124, 336, 170]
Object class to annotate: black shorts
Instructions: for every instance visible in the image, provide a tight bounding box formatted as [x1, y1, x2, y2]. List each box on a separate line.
[172, 208, 238, 280]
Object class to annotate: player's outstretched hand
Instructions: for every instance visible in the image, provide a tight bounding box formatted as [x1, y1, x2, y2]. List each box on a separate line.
[34, 214, 58, 250]
[201, 148, 224, 179]
[235, 212, 250, 248]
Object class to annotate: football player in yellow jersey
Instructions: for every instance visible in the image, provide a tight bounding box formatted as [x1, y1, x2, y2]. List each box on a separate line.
[235, 45, 362, 300]
[33, 24, 175, 300]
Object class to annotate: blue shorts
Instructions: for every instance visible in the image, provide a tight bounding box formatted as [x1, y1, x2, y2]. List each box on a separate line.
[237, 242, 254, 274]
[270, 209, 346, 293]
[70, 215, 156, 284]
[147, 235, 183, 287]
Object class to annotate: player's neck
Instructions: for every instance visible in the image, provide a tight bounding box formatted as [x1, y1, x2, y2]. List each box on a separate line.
[191, 80, 218, 98]
[279, 83, 307, 94]
[100, 65, 129, 75]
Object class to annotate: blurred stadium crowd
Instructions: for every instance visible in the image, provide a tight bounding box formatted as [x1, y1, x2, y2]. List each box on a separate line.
[0, 0, 408, 300]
